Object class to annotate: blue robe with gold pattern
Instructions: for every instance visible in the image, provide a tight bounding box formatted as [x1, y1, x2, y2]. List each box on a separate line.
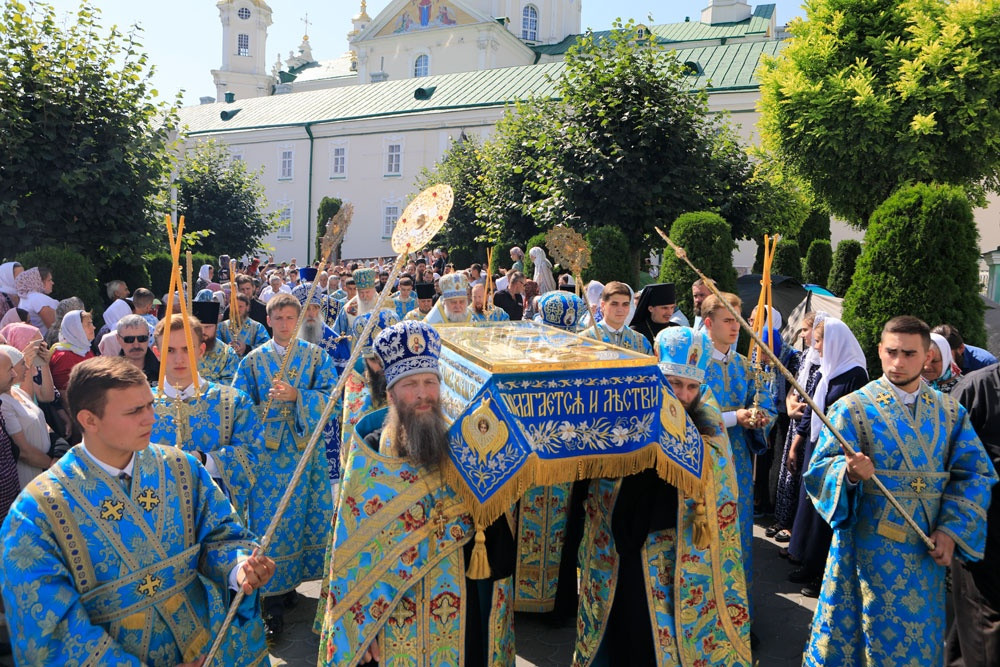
[150, 381, 262, 522]
[704, 351, 774, 615]
[471, 308, 511, 323]
[393, 294, 417, 321]
[218, 318, 270, 354]
[803, 377, 997, 667]
[514, 483, 571, 612]
[582, 321, 653, 355]
[234, 338, 338, 596]
[0, 444, 267, 666]
[573, 388, 752, 666]
[317, 409, 516, 667]
[198, 339, 240, 384]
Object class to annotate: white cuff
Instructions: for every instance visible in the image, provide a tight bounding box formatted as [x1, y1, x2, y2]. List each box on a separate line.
[204, 453, 220, 477]
[228, 559, 244, 591]
[723, 411, 739, 429]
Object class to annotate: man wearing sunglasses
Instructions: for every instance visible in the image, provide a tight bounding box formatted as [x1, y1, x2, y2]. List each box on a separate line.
[115, 314, 159, 384]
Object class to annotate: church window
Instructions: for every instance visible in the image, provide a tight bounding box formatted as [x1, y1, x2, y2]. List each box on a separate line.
[276, 203, 293, 240]
[521, 6, 538, 42]
[383, 205, 400, 239]
[386, 144, 402, 176]
[279, 148, 294, 180]
[330, 145, 347, 178]
[414, 54, 429, 78]
[237, 7, 251, 20]
[237, 33, 250, 57]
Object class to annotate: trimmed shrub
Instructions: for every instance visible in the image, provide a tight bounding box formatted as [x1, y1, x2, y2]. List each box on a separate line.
[797, 209, 831, 257]
[772, 239, 803, 282]
[802, 239, 833, 286]
[843, 183, 985, 372]
[660, 212, 738, 318]
[16, 246, 101, 313]
[522, 231, 549, 280]
[315, 196, 342, 261]
[583, 226, 631, 286]
[488, 242, 506, 277]
[827, 239, 862, 297]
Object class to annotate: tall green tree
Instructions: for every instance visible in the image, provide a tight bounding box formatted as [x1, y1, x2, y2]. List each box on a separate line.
[758, 0, 1000, 227]
[176, 140, 278, 259]
[772, 239, 803, 282]
[315, 196, 342, 261]
[843, 183, 985, 371]
[803, 239, 833, 286]
[0, 1, 178, 265]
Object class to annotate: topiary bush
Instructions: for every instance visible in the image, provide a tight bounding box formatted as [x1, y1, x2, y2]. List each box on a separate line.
[583, 226, 631, 286]
[659, 212, 738, 318]
[772, 239, 803, 282]
[796, 209, 831, 257]
[17, 246, 101, 313]
[827, 239, 862, 297]
[147, 253, 174, 299]
[843, 182, 985, 373]
[522, 231, 549, 279]
[802, 239, 833, 286]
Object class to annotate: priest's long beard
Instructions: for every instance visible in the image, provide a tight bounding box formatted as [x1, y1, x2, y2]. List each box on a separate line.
[385, 397, 450, 468]
[357, 294, 378, 316]
[299, 318, 322, 344]
[204, 336, 217, 352]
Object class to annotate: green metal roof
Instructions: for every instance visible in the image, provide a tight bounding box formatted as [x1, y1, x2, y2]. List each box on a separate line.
[177, 40, 784, 136]
[532, 4, 776, 56]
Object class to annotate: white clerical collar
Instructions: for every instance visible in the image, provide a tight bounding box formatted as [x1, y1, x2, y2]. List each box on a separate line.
[272, 340, 288, 355]
[161, 374, 205, 400]
[885, 376, 920, 405]
[81, 440, 135, 478]
[712, 347, 729, 363]
[602, 321, 626, 334]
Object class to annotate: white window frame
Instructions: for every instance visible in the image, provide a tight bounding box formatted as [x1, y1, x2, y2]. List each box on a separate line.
[521, 5, 538, 42]
[229, 146, 244, 164]
[329, 141, 348, 179]
[384, 137, 403, 177]
[276, 201, 293, 240]
[382, 198, 403, 239]
[414, 53, 430, 78]
[237, 33, 250, 57]
[278, 145, 294, 181]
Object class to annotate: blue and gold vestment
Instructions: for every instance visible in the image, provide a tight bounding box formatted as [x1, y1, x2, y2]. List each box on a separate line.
[582, 320, 653, 355]
[470, 308, 510, 323]
[218, 317, 270, 353]
[317, 409, 516, 667]
[150, 380, 261, 521]
[573, 388, 751, 666]
[0, 444, 267, 666]
[198, 339, 240, 384]
[234, 338, 338, 596]
[324, 294, 344, 330]
[803, 377, 997, 667]
[393, 293, 417, 321]
[513, 482, 571, 612]
[704, 350, 774, 614]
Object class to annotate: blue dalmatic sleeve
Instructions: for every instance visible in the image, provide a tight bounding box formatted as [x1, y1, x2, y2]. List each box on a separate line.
[804, 401, 862, 529]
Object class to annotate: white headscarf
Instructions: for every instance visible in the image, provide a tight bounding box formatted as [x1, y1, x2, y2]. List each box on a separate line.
[0, 344, 24, 368]
[198, 264, 213, 282]
[102, 299, 132, 333]
[810, 317, 868, 441]
[928, 332, 956, 383]
[0, 262, 20, 296]
[753, 305, 782, 331]
[585, 280, 604, 307]
[529, 247, 557, 294]
[54, 310, 92, 356]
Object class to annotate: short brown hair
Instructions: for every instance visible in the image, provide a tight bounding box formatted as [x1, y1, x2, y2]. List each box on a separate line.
[154, 314, 203, 346]
[701, 292, 741, 320]
[602, 281, 632, 302]
[692, 278, 716, 289]
[67, 356, 149, 423]
[883, 316, 931, 350]
[132, 288, 154, 310]
[267, 293, 301, 317]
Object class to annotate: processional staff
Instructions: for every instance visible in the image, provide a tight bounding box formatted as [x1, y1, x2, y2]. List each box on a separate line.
[654, 226, 935, 551]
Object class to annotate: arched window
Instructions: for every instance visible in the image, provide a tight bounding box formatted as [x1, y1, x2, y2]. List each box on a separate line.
[521, 5, 538, 42]
[414, 54, 429, 78]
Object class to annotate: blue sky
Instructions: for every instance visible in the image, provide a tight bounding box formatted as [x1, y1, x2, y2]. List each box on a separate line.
[43, 1, 805, 107]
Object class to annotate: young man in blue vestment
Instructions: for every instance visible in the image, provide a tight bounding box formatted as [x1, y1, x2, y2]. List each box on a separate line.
[233, 292, 339, 641]
[581, 281, 652, 354]
[0, 356, 274, 666]
[803, 316, 998, 666]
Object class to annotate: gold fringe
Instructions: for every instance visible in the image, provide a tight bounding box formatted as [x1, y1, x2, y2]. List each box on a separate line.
[691, 498, 710, 550]
[466, 526, 491, 579]
[442, 443, 707, 530]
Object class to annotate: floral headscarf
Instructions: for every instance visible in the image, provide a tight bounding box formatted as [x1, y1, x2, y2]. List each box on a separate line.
[14, 267, 44, 297]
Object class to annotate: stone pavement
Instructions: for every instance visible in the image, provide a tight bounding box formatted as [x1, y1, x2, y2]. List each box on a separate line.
[267, 519, 818, 666]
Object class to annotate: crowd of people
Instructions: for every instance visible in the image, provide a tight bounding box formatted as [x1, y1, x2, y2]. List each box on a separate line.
[0, 242, 997, 667]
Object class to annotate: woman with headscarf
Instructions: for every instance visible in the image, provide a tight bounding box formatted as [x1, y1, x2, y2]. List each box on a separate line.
[785, 317, 868, 597]
[579, 280, 605, 328]
[529, 246, 557, 295]
[0, 344, 59, 486]
[923, 332, 962, 393]
[49, 310, 96, 394]
[509, 247, 524, 274]
[0, 322, 55, 406]
[195, 264, 214, 293]
[95, 297, 134, 345]
[0, 261, 23, 320]
[0, 308, 28, 330]
[15, 267, 57, 335]
[44, 296, 86, 347]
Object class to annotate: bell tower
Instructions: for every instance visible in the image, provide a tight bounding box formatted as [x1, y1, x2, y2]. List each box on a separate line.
[211, 0, 274, 101]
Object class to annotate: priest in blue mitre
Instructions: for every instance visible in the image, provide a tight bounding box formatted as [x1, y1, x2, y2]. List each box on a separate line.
[802, 316, 997, 666]
[233, 292, 339, 641]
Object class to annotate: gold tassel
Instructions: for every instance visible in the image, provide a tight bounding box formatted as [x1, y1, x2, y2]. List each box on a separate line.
[466, 525, 491, 579]
[692, 499, 710, 550]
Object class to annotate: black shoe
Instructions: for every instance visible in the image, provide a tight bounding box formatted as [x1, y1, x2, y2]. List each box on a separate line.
[263, 613, 284, 643]
[765, 523, 781, 538]
[801, 580, 822, 598]
[788, 567, 815, 584]
[777, 547, 802, 565]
